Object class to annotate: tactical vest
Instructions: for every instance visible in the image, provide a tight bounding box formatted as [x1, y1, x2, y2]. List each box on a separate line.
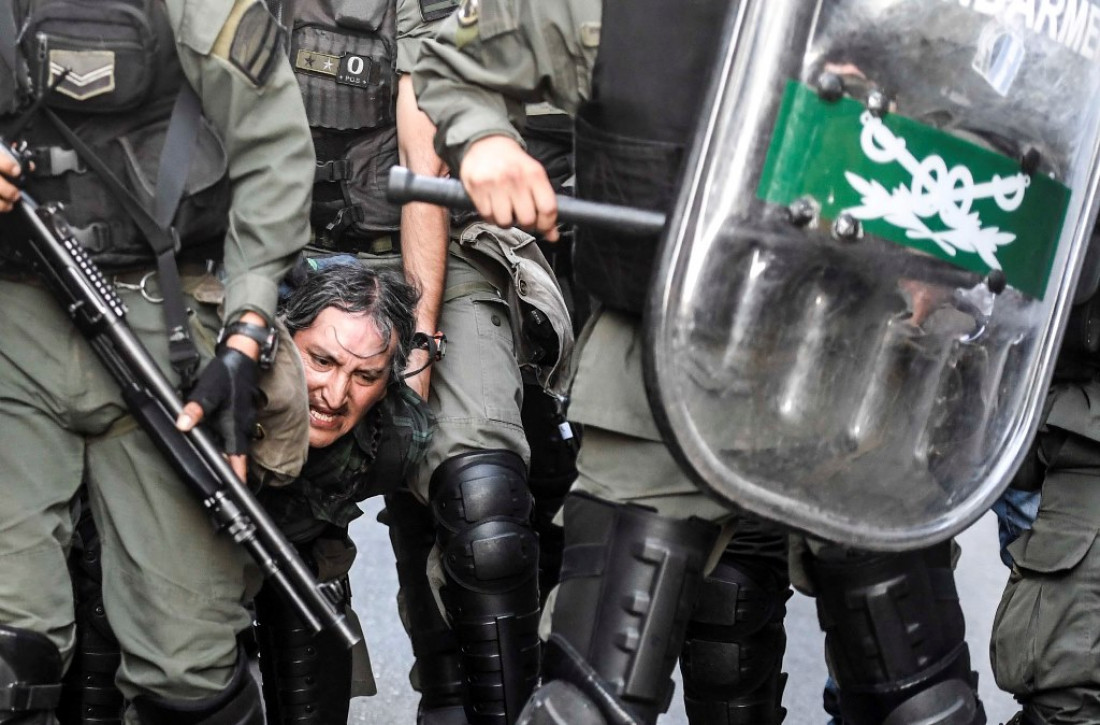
[572, 0, 730, 314]
[278, 0, 401, 247]
[0, 0, 230, 269]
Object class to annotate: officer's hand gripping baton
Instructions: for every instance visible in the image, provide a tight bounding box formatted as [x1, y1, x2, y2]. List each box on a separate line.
[386, 166, 668, 236]
[0, 144, 360, 649]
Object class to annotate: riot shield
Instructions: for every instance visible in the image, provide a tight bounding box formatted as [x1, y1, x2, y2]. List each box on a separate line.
[646, 0, 1100, 549]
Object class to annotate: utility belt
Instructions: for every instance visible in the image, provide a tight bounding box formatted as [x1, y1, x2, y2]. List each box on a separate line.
[309, 229, 401, 257]
[0, 260, 217, 298]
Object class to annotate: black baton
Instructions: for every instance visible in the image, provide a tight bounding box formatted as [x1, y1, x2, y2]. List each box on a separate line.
[386, 166, 667, 236]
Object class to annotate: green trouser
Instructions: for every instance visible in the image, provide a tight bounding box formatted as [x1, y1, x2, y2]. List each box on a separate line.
[992, 383, 1100, 724]
[567, 308, 731, 523]
[0, 279, 260, 709]
[539, 307, 787, 640]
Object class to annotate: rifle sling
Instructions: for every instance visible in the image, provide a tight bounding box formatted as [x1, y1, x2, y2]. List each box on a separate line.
[43, 91, 202, 387]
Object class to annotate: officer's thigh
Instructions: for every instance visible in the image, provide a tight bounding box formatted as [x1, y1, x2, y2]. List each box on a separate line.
[411, 255, 529, 501]
[82, 291, 260, 702]
[0, 281, 104, 659]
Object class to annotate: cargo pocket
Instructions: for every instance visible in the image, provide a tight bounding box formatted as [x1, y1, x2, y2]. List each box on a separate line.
[991, 513, 1100, 698]
[470, 293, 522, 423]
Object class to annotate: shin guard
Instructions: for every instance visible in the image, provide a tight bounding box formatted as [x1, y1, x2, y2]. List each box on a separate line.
[807, 542, 985, 725]
[430, 451, 541, 725]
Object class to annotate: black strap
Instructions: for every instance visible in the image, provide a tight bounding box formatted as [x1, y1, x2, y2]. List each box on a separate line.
[44, 92, 203, 387]
[155, 87, 202, 228]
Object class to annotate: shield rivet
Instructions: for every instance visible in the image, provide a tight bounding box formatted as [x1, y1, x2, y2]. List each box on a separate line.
[817, 72, 844, 102]
[832, 213, 861, 241]
[1020, 146, 1042, 175]
[985, 269, 1007, 294]
[787, 197, 817, 227]
[866, 88, 889, 116]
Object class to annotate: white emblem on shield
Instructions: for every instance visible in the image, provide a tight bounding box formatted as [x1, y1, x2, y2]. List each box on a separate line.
[844, 112, 1027, 271]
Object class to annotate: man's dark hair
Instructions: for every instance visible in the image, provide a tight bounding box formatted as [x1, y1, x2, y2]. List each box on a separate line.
[280, 262, 420, 383]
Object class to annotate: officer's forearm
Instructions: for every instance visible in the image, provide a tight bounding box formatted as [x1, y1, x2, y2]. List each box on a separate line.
[398, 75, 449, 338]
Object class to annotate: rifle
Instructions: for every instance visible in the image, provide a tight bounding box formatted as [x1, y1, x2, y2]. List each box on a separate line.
[1, 142, 360, 650]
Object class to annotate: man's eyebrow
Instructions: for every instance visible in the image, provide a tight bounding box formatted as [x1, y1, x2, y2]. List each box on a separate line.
[330, 326, 390, 360]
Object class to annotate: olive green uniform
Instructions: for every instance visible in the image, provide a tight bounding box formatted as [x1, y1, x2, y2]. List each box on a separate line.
[991, 380, 1100, 724]
[0, 0, 314, 710]
[412, 0, 730, 523]
[396, 0, 576, 514]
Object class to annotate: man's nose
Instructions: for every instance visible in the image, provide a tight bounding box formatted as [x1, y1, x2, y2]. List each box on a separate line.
[321, 372, 350, 408]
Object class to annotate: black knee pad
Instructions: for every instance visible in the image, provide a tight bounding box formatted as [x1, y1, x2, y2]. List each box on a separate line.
[430, 450, 533, 540]
[548, 493, 720, 725]
[807, 542, 985, 725]
[680, 555, 791, 725]
[132, 649, 263, 725]
[0, 625, 63, 724]
[429, 451, 541, 725]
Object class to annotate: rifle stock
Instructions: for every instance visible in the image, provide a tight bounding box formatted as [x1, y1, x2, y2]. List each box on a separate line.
[5, 152, 359, 649]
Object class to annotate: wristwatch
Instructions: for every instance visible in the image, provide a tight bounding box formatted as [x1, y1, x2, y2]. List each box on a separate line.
[217, 320, 278, 370]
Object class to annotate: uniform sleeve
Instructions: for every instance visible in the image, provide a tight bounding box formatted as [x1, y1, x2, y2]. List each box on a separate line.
[396, 0, 450, 75]
[167, 0, 315, 323]
[411, 0, 598, 171]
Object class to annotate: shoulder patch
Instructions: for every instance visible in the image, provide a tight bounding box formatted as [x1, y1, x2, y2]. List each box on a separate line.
[226, 1, 286, 86]
[420, 0, 460, 22]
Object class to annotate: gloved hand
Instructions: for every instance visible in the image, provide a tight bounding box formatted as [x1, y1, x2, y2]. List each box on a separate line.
[176, 346, 259, 479]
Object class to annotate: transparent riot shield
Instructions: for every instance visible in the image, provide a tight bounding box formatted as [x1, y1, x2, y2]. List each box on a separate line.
[646, 0, 1100, 549]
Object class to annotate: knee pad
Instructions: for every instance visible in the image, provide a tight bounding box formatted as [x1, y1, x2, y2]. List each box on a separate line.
[430, 451, 540, 598]
[680, 556, 791, 725]
[132, 649, 262, 725]
[549, 493, 720, 725]
[429, 451, 541, 725]
[807, 542, 985, 725]
[430, 450, 533, 539]
[0, 625, 63, 724]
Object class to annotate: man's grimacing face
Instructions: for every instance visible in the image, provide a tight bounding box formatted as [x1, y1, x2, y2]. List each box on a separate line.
[291, 306, 395, 449]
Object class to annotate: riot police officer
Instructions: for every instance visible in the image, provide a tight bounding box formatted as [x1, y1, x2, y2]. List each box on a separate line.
[271, 1, 574, 723]
[411, 0, 992, 722]
[0, 0, 314, 722]
[991, 251, 1100, 725]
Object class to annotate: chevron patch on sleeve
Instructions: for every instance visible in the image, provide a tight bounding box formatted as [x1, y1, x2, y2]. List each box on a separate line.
[228, 1, 286, 87]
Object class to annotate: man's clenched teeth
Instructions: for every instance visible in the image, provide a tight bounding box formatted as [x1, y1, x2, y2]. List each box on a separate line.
[309, 406, 342, 427]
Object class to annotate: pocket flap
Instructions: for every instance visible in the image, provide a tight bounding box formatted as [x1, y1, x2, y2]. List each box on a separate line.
[1009, 514, 1097, 574]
